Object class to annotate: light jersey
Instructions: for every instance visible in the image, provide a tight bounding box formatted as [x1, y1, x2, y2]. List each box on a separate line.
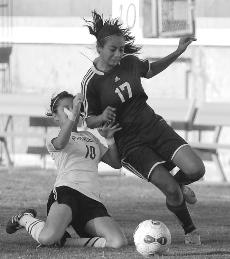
[46, 131, 107, 202]
[81, 54, 163, 158]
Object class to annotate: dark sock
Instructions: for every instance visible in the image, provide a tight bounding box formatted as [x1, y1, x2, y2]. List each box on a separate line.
[174, 170, 195, 185]
[166, 199, 196, 234]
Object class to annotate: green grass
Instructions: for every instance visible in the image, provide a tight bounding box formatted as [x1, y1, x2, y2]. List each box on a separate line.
[0, 167, 230, 259]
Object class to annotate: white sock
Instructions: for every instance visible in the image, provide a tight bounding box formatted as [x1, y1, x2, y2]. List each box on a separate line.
[19, 215, 45, 243]
[65, 237, 106, 248]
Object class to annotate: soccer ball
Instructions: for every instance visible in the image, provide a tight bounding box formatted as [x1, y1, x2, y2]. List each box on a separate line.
[133, 220, 171, 257]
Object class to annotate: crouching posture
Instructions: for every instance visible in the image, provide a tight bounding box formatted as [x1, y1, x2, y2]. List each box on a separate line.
[6, 91, 127, 249]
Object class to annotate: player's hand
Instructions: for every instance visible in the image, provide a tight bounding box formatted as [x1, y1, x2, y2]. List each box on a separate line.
[59, 107, 69, 121]
[98, 122, 122, 139]
[177, 36, 196, 53]
[101, 106, 116, 123]
[73, 93, 84, 107]
[61, 93, 83, 122]
[72, 93, 83, 115]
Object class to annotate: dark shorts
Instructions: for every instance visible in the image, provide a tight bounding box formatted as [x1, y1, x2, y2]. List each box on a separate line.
[121, 119, 188, 181]
[47, 186, 110, 237]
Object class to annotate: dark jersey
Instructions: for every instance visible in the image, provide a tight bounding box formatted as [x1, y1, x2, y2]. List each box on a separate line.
[81, 54, 162, 157]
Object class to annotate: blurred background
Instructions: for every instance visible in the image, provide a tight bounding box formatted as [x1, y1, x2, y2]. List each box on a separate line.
[1, 0, 230, 182]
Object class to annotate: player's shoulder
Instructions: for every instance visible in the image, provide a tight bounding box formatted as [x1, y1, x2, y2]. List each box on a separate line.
[46, 131, 59, 152]
[122, 54, 149, 63]
[121, 53, 140, 63]
[46, 131, 58, 144]
[81, 65, 104, 91]
[81, 66, 97, 84]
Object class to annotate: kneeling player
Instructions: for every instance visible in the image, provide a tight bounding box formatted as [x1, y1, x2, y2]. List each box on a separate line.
[6, 91, 127, 249]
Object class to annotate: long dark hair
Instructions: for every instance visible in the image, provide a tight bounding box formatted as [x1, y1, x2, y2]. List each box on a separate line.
[46, 91, 74, 116]
[84, 10, 141, 54]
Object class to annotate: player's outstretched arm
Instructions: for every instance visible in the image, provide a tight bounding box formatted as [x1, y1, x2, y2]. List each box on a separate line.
[98, 123, 122, 169]
[146, 36, 196, 79]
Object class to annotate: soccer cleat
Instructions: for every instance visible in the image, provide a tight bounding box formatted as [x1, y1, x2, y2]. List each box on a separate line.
[185, 230, 201, 245]
[6, 208, 37, 234]
[181, 185, 197, 205]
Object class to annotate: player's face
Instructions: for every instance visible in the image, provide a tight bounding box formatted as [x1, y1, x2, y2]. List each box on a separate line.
[99, 35, 125, 69]
[54, 97, 78, 126]
[57, 97, 73, 114]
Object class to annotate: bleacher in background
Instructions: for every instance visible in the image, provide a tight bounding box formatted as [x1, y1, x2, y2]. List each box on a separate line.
[1, 0, 230, 182]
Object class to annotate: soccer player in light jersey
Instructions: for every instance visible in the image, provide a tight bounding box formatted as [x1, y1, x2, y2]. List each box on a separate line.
[81, 11, 205, 245]
[6, 91, 127, 249]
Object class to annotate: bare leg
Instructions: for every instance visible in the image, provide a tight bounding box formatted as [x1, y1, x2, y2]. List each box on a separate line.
[6, 203, 72, 246]
[84, 216, 127, 248]
[149, 164, 183, 206]
[173, 145, 205, 185]
[149, 165, 196, 235]
[38, 202, 72, 245]
[7, 203, 126, 248]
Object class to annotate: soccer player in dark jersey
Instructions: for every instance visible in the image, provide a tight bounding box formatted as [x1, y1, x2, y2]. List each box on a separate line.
[81, 11, 205, 245]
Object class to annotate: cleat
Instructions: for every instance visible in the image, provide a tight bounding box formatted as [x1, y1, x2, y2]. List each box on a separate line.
[185, 230, 201, 245]
[6, 208, 37, 234]
[181, 185, 197, 204]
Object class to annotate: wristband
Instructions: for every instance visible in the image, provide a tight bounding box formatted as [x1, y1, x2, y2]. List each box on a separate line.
[105, 137, 115, 146]
[64, 108, 76, 122]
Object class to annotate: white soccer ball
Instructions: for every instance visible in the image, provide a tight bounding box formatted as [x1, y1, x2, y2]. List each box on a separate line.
[133, 220, 171, 257]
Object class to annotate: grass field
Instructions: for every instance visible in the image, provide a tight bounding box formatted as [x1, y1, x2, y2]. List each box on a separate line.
[0, 167, 230, 259]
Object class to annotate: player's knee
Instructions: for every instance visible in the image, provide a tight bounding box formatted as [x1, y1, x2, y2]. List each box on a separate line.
[189, 161, 205, 181]
[165, 184, 182, 201]
[198, 162, 205, 178]
[107, 235, 127, 248]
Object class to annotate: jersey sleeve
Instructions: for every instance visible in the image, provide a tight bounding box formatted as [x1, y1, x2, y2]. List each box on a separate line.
[97, 140, 107, 159]
[136, 56, 150, 78]
[81, 71, 101, 118]
[46, 133, 59, 153]
[93, 136, 108, 159]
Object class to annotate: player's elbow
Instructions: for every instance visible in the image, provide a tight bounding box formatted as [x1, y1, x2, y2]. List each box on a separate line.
[54, 142, 66, 150]
[87, 123, 94, 129]
[85, 117, 95, 129]
[113, 163, 122, 169]
[110, 160, 122, 169]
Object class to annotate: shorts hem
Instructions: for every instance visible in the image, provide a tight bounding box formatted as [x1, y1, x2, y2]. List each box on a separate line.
[147, 161, 166, 181]
[171, 144, 189, 160]
[121, 158, 145, 179]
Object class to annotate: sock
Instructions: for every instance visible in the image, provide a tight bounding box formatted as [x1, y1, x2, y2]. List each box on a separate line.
[65, 237, 106, 248]
[166, 199, 196, 234]
[19, 215, 45, 243]
[174, 170, 196, 185]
